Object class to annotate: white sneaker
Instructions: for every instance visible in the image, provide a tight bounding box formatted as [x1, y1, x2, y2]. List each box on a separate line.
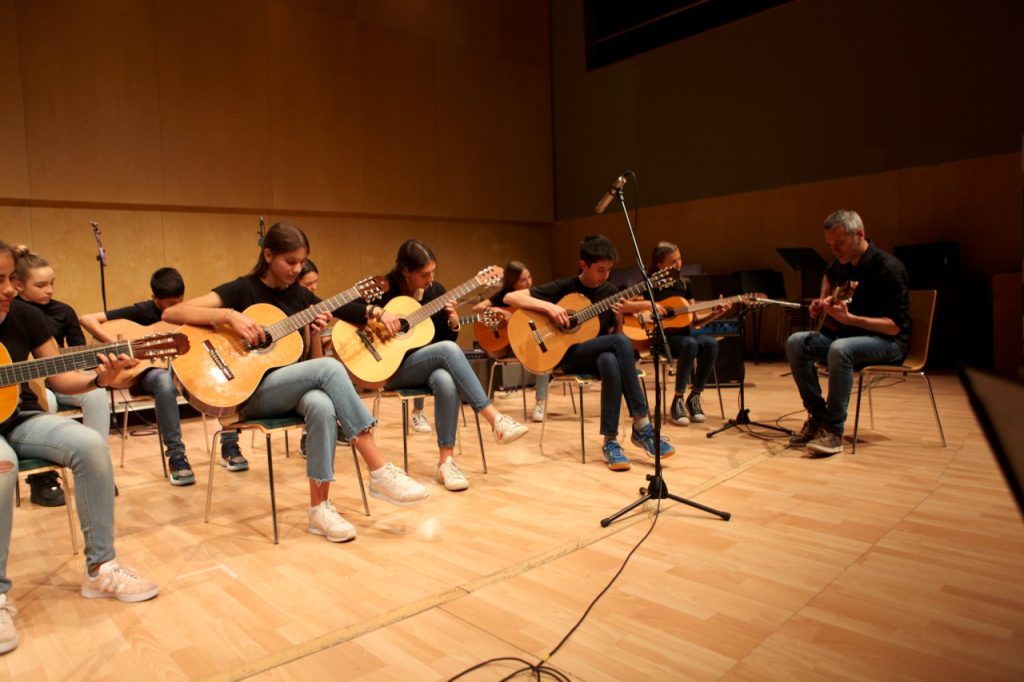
[308, 500, 356, 542]
[81, 560, 159, 603]
[493, 413, 528, 444]
[437, 457, 469, 491]
[369, 463, 430, 506]
[531, 403, 546, 423]
[0, 593, 18, 655]
[410, 411, 432, 433]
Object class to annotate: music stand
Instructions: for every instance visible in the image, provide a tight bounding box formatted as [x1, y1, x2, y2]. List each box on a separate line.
[775, 247, 827, 328]
[959, 367, 1024, 517]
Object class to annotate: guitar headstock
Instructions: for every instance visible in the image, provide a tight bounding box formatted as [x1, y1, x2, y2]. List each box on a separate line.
[357, 276, 390, 303]
[741, 292, 769, 307]
[478, 308, 504, 328]
[832, 281, 859, 303]
[649, 267, 679, 290]
[132, 333, 190, 360]
[475, 266, 503, 288]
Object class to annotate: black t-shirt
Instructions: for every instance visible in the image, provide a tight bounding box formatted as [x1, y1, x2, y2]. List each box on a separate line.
[335, 273, 458, 345]
[530, 276, 619, 335]
[0, 299, 55, 428]
[22, 298, 85, 348]
[106, 300, 162, 326]
[824, 242, 910, 353]
[488, 289, 512, 307]
[214, 275, 320, 352]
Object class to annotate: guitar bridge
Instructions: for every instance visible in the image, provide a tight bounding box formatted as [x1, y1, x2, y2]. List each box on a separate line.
[203, 340, 235, 381]
[357, 329, 382, 361]
[528, 320, 548, 354]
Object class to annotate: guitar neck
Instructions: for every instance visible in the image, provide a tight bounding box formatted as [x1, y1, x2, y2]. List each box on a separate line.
[572, 280, 650, 325]
[405, 279, 487, 328]
[458, 313, 483, 326]
[0, 340, 134, 388]
[263, 286, 370, 341]
[673, 294, 749, 316]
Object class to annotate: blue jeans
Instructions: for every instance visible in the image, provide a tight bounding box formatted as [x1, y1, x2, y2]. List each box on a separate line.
[237, 357, 375, 483]
[1, 413, 117, 593]
[47, 387, 111, 437]
[137, 368, 237, 457]
[666, 334, 718, 395]
[786, 331, 904, 434]
[385, 341, 491, 449]
[558, 334, 649, 438]
[534, 372, 550, 401]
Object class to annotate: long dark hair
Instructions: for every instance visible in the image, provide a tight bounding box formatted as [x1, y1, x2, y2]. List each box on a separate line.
[501, 260, 526, 292]
[389, 239, 436, 281]
[647, 240, 678, 275]
[251, 222, 310, 278]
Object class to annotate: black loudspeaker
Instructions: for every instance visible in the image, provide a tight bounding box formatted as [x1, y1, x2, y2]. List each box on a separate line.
[712, 331, 744, 387]
[893, 242, 959, 288]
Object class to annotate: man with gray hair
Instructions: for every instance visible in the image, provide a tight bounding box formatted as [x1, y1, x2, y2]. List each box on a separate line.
[786, 209, 910, 456]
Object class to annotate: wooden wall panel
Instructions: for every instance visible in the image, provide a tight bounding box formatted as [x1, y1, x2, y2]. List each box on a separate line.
[267, 1, 362, 212]
[16, 0, 164, 204]
[0, 207, 32, 246]
[500, 0, 550, 69]
[0, 0, 29, 199]
[357, 0, 502, 55]
[436, 45, 504, 219]
[501, 59, 553, 222]
[155, 0, 273, 208]
[161, 212, 259, 298]
[359, 23, 439, 216]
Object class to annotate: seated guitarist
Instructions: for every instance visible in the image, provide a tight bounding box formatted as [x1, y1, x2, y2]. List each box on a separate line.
[13, 250, 112, 506]
[505, 234, 674, 471]
[1, 241, 159, 656]
[621, 242, 731, 427]
[81, 267, 245, 487]
[162, 223, 428, 543]
[335, 239, 529, 493]
[471, 260, 550, 423]
[786, 209, 910, 456]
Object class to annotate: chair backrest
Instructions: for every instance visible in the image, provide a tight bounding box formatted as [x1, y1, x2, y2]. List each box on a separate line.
[904, 290, 938, 371]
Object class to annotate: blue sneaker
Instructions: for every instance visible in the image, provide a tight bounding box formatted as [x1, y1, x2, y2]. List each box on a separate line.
[220, 442, 249, 472]
[601, 440, 631, 471]
[631, 423, 676, 460]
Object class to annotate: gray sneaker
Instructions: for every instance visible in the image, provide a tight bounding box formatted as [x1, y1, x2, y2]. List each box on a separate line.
[807, 428, 843, 456]
[0, 593, 18, 655]
[789, 417, 821, 446]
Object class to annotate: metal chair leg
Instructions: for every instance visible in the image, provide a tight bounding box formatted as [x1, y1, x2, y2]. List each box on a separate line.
[923, 373, 946, 447]
[265, 432, 278, 545]
[578, 381, 586, 463]
[350, 443, 370, 516]
[852, 373, 865, 454]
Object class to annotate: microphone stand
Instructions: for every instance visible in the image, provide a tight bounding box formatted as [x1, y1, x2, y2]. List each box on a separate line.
[600, 173, 730, 527]
[706, 301, 794, 439]
[91, 222, 108, 312]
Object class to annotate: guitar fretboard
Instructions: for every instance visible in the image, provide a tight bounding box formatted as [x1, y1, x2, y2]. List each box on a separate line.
[404, 276, 491, 329]
[261, 282, 379, 344]
[570, 269, 674, 325]
[0, 340, 134, 388]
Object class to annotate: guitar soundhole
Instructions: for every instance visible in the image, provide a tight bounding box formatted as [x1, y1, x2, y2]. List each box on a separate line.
[397, 319, 411, 336]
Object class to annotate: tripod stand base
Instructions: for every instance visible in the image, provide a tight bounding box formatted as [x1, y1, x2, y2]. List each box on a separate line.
[600, 474, 731, 527]
[707, 408, 794, 439]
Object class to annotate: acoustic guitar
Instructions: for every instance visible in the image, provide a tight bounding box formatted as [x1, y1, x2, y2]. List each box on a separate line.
[328, 266, 503, 387]
[76, 319, 180, 389]
[0, 333, 189, 422]
[466, 309, 509, 353]
[816, 280, 859, 335]
[622, 292, 765, 346]
[171, 276, 388, 417]
[506, 268, 677, 374]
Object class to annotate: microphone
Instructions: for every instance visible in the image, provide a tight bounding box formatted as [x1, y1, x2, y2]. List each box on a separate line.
[90, 221, 107, 267]
[594, 175, 627, 214]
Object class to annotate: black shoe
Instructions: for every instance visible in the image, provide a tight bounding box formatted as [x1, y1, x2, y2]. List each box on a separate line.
[789, 416, 821, 446]
[299, 432, 308, 458]
[220, 443, 249, 472]
[26, 471, 66, 507]
[168, 453, 196, 486]
[686, 392, 706, 423]
[337, 425, 349, 446]
[670, 395, 690, 426]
